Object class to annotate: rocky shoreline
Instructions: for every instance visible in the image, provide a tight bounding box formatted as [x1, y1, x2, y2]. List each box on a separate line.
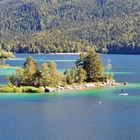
[0, 80, 126, 94]
[44, 80, 123, 93]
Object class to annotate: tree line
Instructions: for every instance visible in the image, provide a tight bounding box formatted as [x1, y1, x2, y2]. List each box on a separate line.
[10, 49, 109, 88]
[0, 32, 93, 53]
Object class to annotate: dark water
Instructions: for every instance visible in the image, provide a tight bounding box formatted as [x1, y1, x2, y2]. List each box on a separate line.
[0, 54, 140, 140]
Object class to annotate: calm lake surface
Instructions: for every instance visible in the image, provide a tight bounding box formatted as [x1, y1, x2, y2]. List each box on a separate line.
[0, 54, 140, 140]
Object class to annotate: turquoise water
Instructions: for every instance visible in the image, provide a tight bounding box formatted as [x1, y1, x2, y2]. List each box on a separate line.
[0, 68, 16, 85]
[0, 54, 140, 140]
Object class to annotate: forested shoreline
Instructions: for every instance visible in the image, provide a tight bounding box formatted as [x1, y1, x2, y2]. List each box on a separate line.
[0, 0, 139, 54]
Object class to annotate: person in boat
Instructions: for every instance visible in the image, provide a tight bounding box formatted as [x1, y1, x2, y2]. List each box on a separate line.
[121, 89, 124, 94]
[120, 89, 128, 96]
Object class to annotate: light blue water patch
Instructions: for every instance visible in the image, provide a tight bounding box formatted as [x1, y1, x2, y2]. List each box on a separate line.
[105, 71, 134, 75]
[0, 68, 16, 76]
[35, 59, 76, 62]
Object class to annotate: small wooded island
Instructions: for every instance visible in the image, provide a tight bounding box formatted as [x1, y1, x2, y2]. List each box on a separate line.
[0, 50, 15, 68]
[0, 49, 117, 93]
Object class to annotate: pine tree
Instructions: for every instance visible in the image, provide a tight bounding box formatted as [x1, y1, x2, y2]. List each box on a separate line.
[23, 57, 40, 86]
[70, 67, 77, 83]
[77, 67, 87, 83]
[40, 63, 51, 87]
[76, 49, 105, 82]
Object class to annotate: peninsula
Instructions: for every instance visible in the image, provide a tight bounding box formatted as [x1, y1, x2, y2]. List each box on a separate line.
[0, 49, 119, 93]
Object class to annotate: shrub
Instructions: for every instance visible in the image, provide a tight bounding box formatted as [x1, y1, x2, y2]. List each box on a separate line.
[21, 86, 44, 93]
[0, 87, 21, 93]
[0, 86, 44, 93]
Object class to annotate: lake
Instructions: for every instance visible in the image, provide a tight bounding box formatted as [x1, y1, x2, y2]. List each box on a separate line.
[0, 54, 140, 140]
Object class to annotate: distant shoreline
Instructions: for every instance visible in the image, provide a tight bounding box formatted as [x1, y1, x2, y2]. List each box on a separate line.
[11, 53, 80, 55]
[11, 52, 140, 56]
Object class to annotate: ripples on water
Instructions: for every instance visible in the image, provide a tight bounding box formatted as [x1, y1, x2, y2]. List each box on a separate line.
[0, 54, 140, 140]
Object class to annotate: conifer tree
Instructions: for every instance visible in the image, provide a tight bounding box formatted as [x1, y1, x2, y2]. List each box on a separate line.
[76, 49, 105, 82]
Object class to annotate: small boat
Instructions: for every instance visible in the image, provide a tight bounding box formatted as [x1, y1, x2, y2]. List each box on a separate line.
[119, 90, 128, 96]
[119, 93, 128, 96]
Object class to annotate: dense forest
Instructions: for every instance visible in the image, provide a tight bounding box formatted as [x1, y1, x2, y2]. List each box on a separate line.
[0, 0, 140, 54]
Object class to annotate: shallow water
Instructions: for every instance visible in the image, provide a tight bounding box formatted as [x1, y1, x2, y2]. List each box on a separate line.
[0, 54, 140, 140]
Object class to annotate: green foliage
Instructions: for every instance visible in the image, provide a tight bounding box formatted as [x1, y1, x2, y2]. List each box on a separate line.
[10, 57, 41, 87]
[0, 86, 22, 93]
[108, 74, 113, 81]
[77, 67, 87, 83]
[0, 50, 14, 67]
[65, 66, 87, 84]
[64, 49, 106, 84]
[40, 62, 64, 87]
[0, 86, 43, 93]
[3, 49, 110, 93]
[66, 75, 74, 85]
[9, 52, 108, 89]
[70, 67, 77, 83]
[21, 87, 44, 93]
[0, 32, 92, 53]
[10, 68, 25, 86]
[10, 56, 64, 87]
[76, 49, 105, 82]
[0, 51, 13, 59]
[0, 0, 140, 54]
[40, 63, 51, 87]
[23, 56, 41, 86]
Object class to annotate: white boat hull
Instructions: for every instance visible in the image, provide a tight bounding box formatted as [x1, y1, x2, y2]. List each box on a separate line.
[119, 93, 128, 96]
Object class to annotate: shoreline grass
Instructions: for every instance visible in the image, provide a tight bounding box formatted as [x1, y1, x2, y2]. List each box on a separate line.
[0, 86, 44, 93]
